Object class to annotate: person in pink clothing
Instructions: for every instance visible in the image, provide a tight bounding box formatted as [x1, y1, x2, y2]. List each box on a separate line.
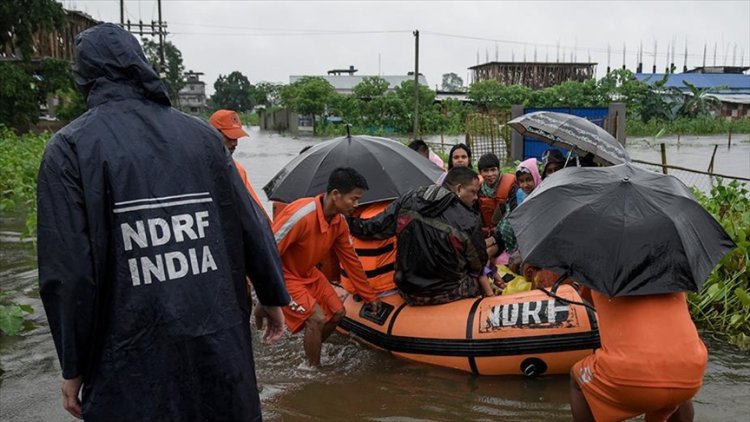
[514, 157, 542, 205]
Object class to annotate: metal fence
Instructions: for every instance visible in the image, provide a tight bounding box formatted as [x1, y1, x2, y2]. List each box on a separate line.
[631, 159, 750, 193]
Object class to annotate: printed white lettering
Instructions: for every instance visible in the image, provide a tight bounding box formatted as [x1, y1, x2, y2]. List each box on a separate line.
[121, 210, 219, 287]
[148, 218, 171, 246]
[547, 300, 570, 323]
[171, 214, 198, 242]
[121, 221, 148, 251]
[128, 258, 140, 286]
[165, 251, 189, 280]
[195, 211, 209, 238]
[201, 245, 217, 272]
[188, 247, 200, 274]
[502, 302, 519, 326]
[521, 301, 543, 325]
[141, 254, 165, 284]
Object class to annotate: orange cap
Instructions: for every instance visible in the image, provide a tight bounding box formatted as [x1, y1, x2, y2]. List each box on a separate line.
[209, 110, 249, 140]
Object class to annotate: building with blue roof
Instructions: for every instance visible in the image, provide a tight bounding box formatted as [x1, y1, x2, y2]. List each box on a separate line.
[635, 67, 750, 120]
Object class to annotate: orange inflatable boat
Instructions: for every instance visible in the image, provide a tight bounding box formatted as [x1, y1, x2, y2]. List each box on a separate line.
[335, 284, 599, 376]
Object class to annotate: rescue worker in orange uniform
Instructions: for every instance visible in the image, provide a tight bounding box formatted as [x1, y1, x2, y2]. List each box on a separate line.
[476, 153, 518, 237]
[569, 290, 707, 422]
[209, 109, 268, 219]
[271, 167, 381, 366]
[340, 200, 398, 297]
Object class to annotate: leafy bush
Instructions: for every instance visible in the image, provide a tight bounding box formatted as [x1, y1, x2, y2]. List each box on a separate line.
[689, 180, 750, 349]
[0, 291, 34, 336]
[0, 127, 49, 237]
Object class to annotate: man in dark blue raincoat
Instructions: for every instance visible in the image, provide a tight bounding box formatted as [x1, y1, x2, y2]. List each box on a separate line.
[37, 23, 290, 421]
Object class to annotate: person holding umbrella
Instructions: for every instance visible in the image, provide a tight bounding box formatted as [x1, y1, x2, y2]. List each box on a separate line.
[506, 163, 735, 422]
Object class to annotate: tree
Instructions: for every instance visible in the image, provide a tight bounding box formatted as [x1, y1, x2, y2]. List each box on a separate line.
[675, 81, 720, 118]
[252, 82, 282, 107]
[280, 77, 336, 134]
[441, 73, 464, 92]
[212, 71, 255, 111]
[0, 63, 38, 129]
[392, 80, 438, 134]
[141, 39, 185, 104]
[468, 80, 531, 111]
[0, 0, 65, 60]
[352, 76, 390, 99]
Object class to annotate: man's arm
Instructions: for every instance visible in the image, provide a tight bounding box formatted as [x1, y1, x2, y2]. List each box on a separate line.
[335, 224, 378, 303]
[228, 160, 290, 307]
[464, 215, 489, 274]
[37, 138, 96, 381]
[347, 199, 401, 240]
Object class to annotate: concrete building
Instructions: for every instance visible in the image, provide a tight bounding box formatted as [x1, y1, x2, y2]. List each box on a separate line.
[468, 61, 598, 89]
[178, 71, 207, 114]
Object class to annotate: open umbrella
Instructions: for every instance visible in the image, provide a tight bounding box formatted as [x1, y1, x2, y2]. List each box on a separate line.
[508, 163, 735, 297]
[508, 111, 630, 165]
[263, 135, 444, 205]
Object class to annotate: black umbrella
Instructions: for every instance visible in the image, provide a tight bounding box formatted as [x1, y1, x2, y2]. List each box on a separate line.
[263, 135, 444, 205]
[508, 111, 630, 166]
[508, 163, 735, 297]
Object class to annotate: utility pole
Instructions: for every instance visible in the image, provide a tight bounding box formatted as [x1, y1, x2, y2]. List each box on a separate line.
[413, 29, 420, 141]
[121, 0, 168, 76]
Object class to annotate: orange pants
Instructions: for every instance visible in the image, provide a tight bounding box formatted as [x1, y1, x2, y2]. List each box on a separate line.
[282, 270, 343, 334]
[572, 354, 700, 422]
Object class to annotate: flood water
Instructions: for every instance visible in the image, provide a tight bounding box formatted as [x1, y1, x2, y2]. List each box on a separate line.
[1, 127, 749, 421]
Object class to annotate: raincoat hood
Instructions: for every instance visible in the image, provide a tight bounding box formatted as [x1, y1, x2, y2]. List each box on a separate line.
[517, 158, 542, 188]
[73, 23, 170, 108]
[416, 184, 463, 218]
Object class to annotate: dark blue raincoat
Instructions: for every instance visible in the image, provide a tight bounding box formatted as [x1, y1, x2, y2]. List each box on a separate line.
[37, 23, 290, 421]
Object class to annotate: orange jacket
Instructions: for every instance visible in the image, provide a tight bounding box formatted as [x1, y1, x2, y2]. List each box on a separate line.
[477, 173, 516, 235]
[591, 290, 707, 388]
[341, 201, 397, 294]
[272, 194, 377, 302]
[235, 160, 269, 220]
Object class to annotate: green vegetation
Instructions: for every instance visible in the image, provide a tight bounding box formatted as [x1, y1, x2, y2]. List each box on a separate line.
[689, 180, 750, 349]
[142, 39, 185, 104]
[0, 127, 48, 237]
[0, 291, 34, 337]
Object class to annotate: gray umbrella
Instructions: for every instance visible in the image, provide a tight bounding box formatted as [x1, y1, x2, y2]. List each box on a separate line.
[263, 135, 444, 206]
[508, 163, 735, 297]
[508, 111, 630, 165]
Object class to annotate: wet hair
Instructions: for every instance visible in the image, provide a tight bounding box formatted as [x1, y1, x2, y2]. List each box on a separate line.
[447, 143, 473, 169]
[327, 167, 369, 194]
[441, 166, 478, 189]
[477, 153, 500, 171]
[408, 139, 429, 154]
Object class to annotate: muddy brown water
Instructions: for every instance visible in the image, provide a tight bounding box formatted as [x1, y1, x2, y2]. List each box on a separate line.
[1, 128, 748, 421]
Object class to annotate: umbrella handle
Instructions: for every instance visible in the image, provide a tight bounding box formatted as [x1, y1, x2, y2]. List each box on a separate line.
[551, 270, 570, 294]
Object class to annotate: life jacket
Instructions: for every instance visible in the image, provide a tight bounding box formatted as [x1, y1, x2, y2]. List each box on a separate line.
[341, 201, 397, 294]
[478, 174, 517, 235]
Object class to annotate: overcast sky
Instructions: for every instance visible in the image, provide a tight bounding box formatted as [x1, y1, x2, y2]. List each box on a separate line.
[64, 0, 750, 95]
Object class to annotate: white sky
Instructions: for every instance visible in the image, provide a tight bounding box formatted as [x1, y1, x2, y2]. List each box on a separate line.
[63, 0, 750, 95]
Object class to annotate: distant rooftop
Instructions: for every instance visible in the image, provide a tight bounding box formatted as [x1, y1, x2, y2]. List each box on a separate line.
[634, 73, 750, 92]
[468, 61, 598, 70]
[685, 66, 750, 74]
[289, 74, 429, 92]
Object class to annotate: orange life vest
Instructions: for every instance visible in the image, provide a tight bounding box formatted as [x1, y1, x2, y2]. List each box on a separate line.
[478, 174, 517, 235]
[341, 201, 397, 294]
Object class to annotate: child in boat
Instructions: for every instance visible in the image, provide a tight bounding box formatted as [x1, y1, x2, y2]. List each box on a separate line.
[492, 158, 541, 255]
